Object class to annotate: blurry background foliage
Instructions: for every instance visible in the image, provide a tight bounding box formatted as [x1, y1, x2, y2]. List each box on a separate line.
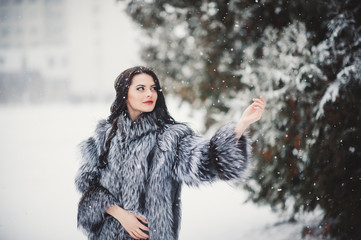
[121, 0, 361, 239]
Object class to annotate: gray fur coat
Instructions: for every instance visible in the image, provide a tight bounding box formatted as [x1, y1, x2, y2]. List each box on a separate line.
[75, 111, 252, 240]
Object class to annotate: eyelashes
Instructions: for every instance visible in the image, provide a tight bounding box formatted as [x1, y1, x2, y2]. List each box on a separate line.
[136, 86, 159, 91]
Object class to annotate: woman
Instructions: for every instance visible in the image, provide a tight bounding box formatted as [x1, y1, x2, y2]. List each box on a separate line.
[75, 66, 266, 240]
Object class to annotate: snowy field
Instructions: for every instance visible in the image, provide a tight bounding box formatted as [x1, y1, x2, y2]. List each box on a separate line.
[0, 100, 309, 240]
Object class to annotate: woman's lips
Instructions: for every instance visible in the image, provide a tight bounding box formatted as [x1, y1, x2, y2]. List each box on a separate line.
[143, 100, 154, 105]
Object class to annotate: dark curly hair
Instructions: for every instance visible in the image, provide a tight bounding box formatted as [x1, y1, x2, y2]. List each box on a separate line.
[98, 66, 175, 168]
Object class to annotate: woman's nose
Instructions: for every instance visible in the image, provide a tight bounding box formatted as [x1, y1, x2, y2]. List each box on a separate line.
[146, 89, 153, 97]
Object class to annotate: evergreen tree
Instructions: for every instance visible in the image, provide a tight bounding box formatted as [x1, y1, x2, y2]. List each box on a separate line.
[123, 0, 361, 238]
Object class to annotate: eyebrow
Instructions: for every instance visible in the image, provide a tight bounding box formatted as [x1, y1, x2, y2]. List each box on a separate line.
[135, 84, 156, 87]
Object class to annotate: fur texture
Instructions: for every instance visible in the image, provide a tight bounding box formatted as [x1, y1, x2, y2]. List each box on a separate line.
[75, 112, 252, 240]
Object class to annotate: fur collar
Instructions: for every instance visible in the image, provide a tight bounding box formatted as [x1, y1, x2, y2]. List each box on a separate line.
[116, 111, 162, 142]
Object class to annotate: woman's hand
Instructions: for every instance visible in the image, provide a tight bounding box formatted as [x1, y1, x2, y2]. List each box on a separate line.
[106, 205, 149, 239]
[235, 96, 266, 138]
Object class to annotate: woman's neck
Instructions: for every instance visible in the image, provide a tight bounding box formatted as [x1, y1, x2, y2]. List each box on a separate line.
[128, 109, 142, 121]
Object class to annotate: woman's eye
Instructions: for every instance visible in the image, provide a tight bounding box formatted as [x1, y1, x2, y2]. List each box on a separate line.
[136, 87, 145, 91]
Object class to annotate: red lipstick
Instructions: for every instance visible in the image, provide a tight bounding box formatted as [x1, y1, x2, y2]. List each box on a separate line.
[143, 100, 154, 105]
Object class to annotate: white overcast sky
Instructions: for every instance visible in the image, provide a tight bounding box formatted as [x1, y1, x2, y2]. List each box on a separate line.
[66, 0, 143, 98]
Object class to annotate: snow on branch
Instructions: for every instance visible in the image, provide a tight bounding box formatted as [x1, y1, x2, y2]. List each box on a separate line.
[315, 64, 356, 119]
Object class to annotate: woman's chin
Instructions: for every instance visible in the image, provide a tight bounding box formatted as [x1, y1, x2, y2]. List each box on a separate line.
[142, 106, 156, 112]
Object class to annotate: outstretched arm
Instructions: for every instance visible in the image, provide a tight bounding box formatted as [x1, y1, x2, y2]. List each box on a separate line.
[171, 123, 251, 185]
[235, 96, 266, 138]
[172, 96, 265, 185]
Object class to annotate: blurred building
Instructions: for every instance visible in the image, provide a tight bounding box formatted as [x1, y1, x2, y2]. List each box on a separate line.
[0, 0, 140, 103]
[0, 0, 70, 103]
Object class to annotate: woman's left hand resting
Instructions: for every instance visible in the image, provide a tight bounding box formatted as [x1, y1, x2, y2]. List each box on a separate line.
[235, 96, 266, 138]
[106, 205, 149, 239]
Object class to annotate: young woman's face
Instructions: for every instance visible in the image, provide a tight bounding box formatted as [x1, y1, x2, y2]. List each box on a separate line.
[127, 73, 158, 120]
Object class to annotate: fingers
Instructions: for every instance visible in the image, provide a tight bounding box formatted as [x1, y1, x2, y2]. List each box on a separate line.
[252, 96, 266, 106]
[131, 228, 149, 239]
[133, 215, 149, 239]
[138, 222, 149, 231]
[252, 96, 266, 110]
[129, 232, 140, 239]
[251, 102, 264, 110]
[258, 96, 265, 103]
[129, 229, 149, 239]
[136, 215, 148, 224]
[119, 210, 150, 239]
[129, 230, 149, 240]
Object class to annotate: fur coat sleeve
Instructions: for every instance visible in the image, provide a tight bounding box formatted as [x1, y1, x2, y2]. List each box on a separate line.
[75, 120, 119, 234]
[168, 122, 252, 186]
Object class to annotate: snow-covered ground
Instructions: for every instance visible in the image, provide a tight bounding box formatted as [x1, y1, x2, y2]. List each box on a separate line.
[0, 100, 308, 240]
